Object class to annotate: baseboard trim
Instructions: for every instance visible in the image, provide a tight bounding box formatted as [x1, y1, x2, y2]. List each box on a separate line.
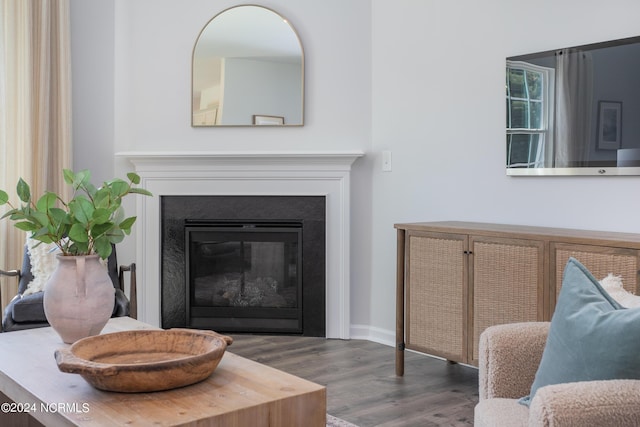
[349, 324, 395, 347]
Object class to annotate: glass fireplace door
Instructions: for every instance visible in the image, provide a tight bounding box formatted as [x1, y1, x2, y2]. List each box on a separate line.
[185, 222, 303, 333]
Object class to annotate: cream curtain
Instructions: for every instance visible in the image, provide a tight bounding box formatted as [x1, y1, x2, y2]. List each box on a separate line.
[0, 0, 72, 313]
[554, 49, 593, 168]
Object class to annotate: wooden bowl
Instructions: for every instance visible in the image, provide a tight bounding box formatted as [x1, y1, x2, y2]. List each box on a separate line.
[55, 329, 233, 392]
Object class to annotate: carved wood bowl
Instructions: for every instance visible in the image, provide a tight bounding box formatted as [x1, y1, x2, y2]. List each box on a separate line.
[55, 329, 233, 392]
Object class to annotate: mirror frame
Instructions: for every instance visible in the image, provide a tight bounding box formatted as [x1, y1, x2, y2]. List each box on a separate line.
[191, 5, 305, 127]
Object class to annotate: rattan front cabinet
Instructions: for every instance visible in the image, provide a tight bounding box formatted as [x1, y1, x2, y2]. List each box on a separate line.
[394, 221, 640, 375]
[399, 228, 544, 369]
[550, 242, 640, 314]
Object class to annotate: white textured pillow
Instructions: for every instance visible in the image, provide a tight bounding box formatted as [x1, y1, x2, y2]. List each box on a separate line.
[23, 238, 61, 296]
[600, 274, 640, 308]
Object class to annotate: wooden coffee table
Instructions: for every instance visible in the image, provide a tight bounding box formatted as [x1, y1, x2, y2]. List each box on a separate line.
[0, 317, 326, 426]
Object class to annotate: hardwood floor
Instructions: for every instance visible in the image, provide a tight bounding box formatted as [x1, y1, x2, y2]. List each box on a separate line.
[227, 335, 479, 427]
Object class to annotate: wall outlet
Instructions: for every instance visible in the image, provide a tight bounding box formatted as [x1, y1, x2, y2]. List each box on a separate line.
[382, 150, 392, 172]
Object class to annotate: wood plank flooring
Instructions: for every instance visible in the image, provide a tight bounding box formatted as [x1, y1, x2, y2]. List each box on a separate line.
[227, 335, 479, 427]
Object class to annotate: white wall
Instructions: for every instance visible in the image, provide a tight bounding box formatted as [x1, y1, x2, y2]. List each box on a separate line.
[368, 0, 640, 343]
[109, 0, 371, 153]
[70, 0, 115, 184]
[71, 0, 640, 345]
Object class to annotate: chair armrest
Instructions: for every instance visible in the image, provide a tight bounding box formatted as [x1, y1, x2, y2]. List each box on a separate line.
[0, 269, 21, 306]
[479, 322, 550, 400]
[529, 380, 640, 427]
[0, 269, 20, 278]
[119, 263, 137, 319]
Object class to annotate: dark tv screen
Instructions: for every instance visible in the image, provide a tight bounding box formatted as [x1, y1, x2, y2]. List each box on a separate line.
[506, 36, 640, 175]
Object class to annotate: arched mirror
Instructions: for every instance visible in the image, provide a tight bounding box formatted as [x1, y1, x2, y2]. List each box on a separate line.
[192, 5, 304, 127]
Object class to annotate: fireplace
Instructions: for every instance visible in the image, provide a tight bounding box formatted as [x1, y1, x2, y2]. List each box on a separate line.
[186, 221, 303, 333]
[161, 195, 325, 336]
[118, 150, 363, 339]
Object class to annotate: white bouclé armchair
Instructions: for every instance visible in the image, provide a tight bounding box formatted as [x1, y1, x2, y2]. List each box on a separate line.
[474, 322, 640, 427]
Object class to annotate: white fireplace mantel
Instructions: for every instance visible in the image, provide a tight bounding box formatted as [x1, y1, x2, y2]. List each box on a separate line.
[116, 150, 364, 339]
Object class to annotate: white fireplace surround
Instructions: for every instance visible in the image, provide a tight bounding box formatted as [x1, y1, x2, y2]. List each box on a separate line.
[117, 151, 364, 339]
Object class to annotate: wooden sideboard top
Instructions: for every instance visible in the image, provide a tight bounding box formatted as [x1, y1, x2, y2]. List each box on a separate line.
[394, 221, 640, 248]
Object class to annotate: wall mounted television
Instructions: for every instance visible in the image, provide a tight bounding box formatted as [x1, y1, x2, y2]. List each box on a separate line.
[506, 35, 640, 176]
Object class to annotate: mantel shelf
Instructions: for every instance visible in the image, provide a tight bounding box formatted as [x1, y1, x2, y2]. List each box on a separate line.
[116, 151, 364, 171]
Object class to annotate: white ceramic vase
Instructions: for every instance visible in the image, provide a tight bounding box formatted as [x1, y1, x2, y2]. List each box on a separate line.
[43, 255, 115, 344]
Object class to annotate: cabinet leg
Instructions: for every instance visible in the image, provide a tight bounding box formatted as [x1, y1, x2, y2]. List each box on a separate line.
[396, 343, 405, 376]
[396, 229, 406, 376]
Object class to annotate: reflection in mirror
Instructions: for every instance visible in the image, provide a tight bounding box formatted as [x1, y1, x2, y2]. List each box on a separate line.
[192, 5, 304, 127]
[506, 36, 640, 175]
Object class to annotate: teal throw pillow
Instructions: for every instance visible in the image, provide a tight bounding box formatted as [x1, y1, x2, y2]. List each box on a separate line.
[520, 257, 640, 406]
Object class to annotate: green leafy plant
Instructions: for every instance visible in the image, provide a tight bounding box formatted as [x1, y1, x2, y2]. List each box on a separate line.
[0, 169, 152, 259]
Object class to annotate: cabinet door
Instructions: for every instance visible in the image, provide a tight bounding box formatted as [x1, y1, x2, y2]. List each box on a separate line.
[551, 243, 640, 314]
[470, 236, 545, 365]
[405, 231, 468, 363]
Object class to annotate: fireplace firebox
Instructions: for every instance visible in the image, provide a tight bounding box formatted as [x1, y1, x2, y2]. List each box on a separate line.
[161, 195, 326, 337]
[186, 221, 303, 333]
